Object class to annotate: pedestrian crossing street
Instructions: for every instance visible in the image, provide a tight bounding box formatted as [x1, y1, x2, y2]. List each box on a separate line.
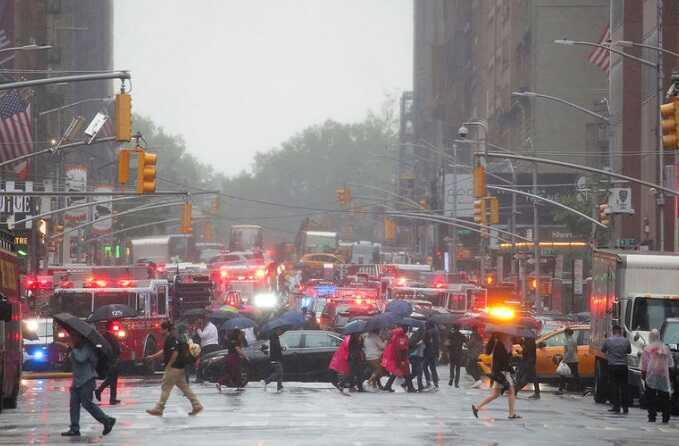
[1, 372, 678, 445]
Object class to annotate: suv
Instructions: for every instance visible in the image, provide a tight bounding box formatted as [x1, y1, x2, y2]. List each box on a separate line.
[659, 318, 679, 413]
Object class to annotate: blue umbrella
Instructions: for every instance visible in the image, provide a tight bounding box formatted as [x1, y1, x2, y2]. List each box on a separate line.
[400, 317, 425, 329]
[222, 316, 257, 331]
[385, 300, 413, 318]
[279, 310, 305, 327]
[366, 312, 401, 332]
[342, 319, 369, 335]
[261, 318, 292, 333]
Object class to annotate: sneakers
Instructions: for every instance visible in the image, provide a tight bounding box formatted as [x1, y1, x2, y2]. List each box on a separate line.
[189, 405, 203, 416]
[61, 430, 80, 437]
[448, 380, 453, 387]
[471, 380, 483, 389]
[146, 408, 163, 416]
[102, 418, 116, 436]
[471, 405, 479, 418]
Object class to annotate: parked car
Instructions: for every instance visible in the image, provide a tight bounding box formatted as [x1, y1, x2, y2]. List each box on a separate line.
[479, 324, 594, 383]
[198, 330, 344, 384]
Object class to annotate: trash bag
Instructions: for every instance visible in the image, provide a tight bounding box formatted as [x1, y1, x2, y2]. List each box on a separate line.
[556, 361, 572, 377]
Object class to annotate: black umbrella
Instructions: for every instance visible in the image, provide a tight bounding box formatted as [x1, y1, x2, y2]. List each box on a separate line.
[486, 323, 536, 339]
[222, 316, 257, 331]
[400, 317, 425, 329]
[208, 310, 238, 322]
[87, 304, 137, 322]
[429, 313, 463, 326]
[342, 319, 368, 335]
[53, 313, 112, 358]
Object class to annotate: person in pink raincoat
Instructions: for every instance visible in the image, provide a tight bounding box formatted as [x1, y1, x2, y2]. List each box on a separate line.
[329, 335, 351, 388]
[381, 327, 415, 392]
[641, 329, 675, 423]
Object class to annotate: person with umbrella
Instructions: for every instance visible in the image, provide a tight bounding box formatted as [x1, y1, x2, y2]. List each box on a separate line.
[381, 327, 415, 392]
[262, 326, 285, 392]
[471, 332, 521, 420]
[466, 328, 484, 388]
[423, 321, 440, 389]
[343, 333, 366, 392]
[194, 314, 220, 384]
[94, 330, 121, 405]
[519, 334, 540, 399]
[408, 329, 426, 392]
[447, 325, 467, 388]
[364, 329, 386, 389]
[60, 330, 116, 437]
[218, 328, 248, 391]
[144, 321, 203, 417]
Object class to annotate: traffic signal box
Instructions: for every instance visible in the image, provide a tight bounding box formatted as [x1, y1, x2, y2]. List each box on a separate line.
[384, 218, 397, 241]
[473, 198, 486, 225]
[180, 203, 193, 234]
[114, 93, 132, 142]
[117, 148, 158, 193]
[660, 97, 679, 149]
[473, 196, 499, 225]
[473, 166, 486, 198]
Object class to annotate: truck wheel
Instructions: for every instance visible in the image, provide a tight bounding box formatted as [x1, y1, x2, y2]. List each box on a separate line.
[593, 359, 607, 404]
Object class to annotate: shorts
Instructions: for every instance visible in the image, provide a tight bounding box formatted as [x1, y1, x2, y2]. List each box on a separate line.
[493, 371, 516, 390]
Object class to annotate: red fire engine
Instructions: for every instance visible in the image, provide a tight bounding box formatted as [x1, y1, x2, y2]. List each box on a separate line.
[0, 229, 21, 411]
[51, 276, 170, 372]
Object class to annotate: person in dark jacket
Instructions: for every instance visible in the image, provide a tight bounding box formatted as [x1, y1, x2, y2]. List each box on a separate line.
[343, 333, 366, 391]
[423, 321, 440, 388]
[466, 328, 484, 388]
[263, 327, 285, 392]
[520, 335, 540, 399]
[218, 329, 248, 391]
[602, 325, 632, 414]
[61, 331, 116, 437]
[472, 333, 521, 419]
[447, 325, 467, 387]
[95, 331, 121, 405]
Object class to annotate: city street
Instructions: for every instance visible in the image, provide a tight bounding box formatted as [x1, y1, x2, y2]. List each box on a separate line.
[2, 370, 678, 446]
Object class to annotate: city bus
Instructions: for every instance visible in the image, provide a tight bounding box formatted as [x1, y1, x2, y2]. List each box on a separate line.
[50, 277, 170, 372]
[0, 229, 21, 410]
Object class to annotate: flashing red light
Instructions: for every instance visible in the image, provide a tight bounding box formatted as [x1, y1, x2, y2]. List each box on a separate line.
[95, 279, 108, 288]
[435, 282, 446, 289]
[220, 269, 229, 279]
[118, 279, 133, 287]
[396, 277, 407, 286]
[156, 264, 166, 273]
[59, 280, 74, 288]
[255, 269, 266, 279]
[23, 275, 37, 290]
[57, 331, 67, 339]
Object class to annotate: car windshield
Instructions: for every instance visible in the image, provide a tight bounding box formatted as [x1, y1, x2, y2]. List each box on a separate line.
[662, 322, 679, 345]
[50, 291, 93, 318]
[632, 298, 679, 331]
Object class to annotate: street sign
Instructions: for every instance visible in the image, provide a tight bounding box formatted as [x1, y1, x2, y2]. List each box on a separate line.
[444, 173, 473, 217]
[608, 187, 634, 214]
[84, 112, 108, 139]
[573, 259, 583, 295]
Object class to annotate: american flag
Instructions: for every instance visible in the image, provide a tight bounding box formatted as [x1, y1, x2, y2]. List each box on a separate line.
[588, 25, 611, 72]
[0, 91, 33, 178]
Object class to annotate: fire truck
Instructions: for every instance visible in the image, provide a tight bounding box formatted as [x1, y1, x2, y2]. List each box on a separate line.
[0, 229, 21, 411]
[50, 276, 170, 372]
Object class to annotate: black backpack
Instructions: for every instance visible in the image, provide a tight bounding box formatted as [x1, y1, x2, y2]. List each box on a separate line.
[95, 346, 111, 379]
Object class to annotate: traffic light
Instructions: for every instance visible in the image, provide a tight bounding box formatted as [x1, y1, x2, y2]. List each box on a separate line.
[485, 273, 496, 286]
[180, 203, 193, 234]
[203, 222, 214, 241]
[114, 93, 132, 142]
[336, 188, 346, 206]
[486, 196, 500, 225]
[473, 166, 486, 198]
[473, 198, 486, 225]
[599, 203, 609, 226]
[660, 97, 679, 149]
[384, 218, 397, 241]
[136, 150, 157, 193]
[117, 149, 130, 184]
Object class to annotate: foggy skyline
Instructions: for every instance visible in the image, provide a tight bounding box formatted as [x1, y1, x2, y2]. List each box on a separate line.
[114, 1, 413, 176]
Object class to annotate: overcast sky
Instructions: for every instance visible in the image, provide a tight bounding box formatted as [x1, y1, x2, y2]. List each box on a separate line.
[114, 1, 412, 176]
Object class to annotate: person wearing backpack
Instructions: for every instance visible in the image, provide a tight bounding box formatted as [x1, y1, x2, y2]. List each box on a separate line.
[95, 331, 121, 405]
[61, 331, 116, 437]
[144, 321, 203, 416]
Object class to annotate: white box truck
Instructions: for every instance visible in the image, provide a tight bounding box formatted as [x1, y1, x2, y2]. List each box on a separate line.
[590, 250, 679, 403]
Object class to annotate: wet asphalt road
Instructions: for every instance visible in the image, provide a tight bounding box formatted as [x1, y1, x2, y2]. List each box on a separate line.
[2, 368, 678, 446]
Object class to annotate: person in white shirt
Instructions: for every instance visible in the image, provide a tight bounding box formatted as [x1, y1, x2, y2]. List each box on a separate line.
[364, 330, 386, 389]
[194, 316, 220, 383]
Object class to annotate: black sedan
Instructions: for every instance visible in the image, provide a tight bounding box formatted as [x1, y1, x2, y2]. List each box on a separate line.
[198, 330, 344, 385]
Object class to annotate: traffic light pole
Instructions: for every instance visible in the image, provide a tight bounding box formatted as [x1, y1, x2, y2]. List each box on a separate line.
[0, 71, 131, 92]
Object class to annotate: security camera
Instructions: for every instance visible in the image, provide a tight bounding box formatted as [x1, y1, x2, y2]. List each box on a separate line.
[457, 126, 469, 138]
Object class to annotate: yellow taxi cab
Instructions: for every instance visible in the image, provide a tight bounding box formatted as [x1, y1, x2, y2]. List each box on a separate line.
[299, 253, 345, 270]
[478, 324, 594, 382]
